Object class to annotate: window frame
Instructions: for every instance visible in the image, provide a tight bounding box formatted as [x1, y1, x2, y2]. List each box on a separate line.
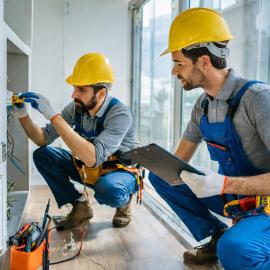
[130, 0, 196, 247]
[130, 0, 269, 246]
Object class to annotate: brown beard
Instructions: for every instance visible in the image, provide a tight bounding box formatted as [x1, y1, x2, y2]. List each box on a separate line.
[179, 65, 205, 91]
[74, 94, 97, 113]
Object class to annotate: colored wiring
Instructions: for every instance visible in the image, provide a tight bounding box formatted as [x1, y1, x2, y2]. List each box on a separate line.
[49, 200, 108, 269]
[49, 227, 86, 265]
[6, 112, 25, 174]
[49, 226, 109, 269]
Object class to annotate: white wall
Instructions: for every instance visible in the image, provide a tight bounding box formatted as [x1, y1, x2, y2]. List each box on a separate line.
[32, 0, 131, 114]
[31, 0, 131, 177]
[4, 0, 32, 46]
[32, 0, 64, 129]
[63, 0, 131, 104]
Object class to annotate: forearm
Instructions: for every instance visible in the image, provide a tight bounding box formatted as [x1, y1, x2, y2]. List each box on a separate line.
[224, 172, 270, 195]
[175, 139, 199, 162]
[51, 115, 96, 167]
[19, 115, 46, 146]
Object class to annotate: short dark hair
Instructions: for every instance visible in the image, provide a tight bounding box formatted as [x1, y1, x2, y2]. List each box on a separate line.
[182, 42, 227, 69]
[91, 83, 112, 94]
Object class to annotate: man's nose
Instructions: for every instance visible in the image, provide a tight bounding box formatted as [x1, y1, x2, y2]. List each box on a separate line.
[72, 89, 78, 99]
[172, 65, 178, 76]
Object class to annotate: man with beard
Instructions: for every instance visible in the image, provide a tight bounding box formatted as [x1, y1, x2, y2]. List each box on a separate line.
[148, 8, 270, 269]
[12, 53, 138, 230]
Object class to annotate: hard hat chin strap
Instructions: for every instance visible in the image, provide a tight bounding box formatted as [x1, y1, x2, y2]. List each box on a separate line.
[185, 42, 229, 59]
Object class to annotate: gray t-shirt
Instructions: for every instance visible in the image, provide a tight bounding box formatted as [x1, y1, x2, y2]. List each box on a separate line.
[183, 68, 270, 172]
[42, 95, 137, 166]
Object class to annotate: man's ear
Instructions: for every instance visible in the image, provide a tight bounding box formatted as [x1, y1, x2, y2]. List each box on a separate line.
[198, 55, 211, 71]
[97, 88, 107, 99]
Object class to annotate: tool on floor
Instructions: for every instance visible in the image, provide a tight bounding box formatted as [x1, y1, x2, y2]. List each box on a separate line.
[10, 198, 109, 270]
[62, 232, 77, 255]
[9, 223, 31, 247]
[24, 223, 43, 252]
[33, 199, 51, 249]
[9, 199, 51, 270]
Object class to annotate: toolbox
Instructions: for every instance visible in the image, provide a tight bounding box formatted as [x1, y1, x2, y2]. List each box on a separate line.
[10, 239, 46, 270]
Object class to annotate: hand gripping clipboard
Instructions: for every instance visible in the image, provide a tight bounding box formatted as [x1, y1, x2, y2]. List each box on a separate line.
[123, 143, 205, 186]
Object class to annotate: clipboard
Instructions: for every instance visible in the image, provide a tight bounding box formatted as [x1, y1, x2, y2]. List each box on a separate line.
[123, 143, 205, 186]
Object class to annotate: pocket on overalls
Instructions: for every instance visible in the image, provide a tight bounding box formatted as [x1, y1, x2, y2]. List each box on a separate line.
[205, 140, 227, 162]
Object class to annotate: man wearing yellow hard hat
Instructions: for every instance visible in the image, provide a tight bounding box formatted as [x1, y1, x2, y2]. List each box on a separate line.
[13, 53, 141, 230]
[149, 8, 270, 269]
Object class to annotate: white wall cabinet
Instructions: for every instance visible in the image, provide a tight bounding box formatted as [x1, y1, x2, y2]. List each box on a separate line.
[0, 0, 32, 255]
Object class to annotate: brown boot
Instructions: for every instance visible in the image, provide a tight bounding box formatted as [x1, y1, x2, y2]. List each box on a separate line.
[53, 200, 93, 231]
[112, 196, 132, 228]
[183, 230, 225, 265]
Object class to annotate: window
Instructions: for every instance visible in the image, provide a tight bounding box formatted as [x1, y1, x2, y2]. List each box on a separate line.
[131, 0, 270, 244]
[131, 0, 193, 241]
[183, 0, 270, 169]
[190, 0, 236, 10]
[133, 0, 270, 166]
[135, 0, 175, 150]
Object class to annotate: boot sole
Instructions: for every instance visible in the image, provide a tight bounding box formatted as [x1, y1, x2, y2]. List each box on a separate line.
[184, 257, 218, 265]
[112, 219, 131, 228]
[55, 215, 93, 231]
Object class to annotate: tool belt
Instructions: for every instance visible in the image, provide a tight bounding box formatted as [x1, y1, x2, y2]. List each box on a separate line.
[73, 155, 145, 203]
[73, 155, 119, 185]
[223, 196, 270, 223]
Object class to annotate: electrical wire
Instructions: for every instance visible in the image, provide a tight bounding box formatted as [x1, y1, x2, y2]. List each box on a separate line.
[48, 200, 109, 269]
[6, 112, 25, 174]
[49, 225, 110, 270]
[49, 228, 86, 265]
[7, 130, 15, 156]
[7, 152, 25, 174]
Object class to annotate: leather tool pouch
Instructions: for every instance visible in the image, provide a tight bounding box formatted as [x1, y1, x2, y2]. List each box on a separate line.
[73, 155, 119, 185]
[73, 156, 102, 185]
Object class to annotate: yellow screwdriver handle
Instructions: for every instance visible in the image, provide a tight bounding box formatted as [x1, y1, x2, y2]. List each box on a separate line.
[12, 95, 25, 106]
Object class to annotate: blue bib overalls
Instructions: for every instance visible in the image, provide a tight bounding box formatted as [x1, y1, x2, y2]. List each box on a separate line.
[149, 81, 270, 269]
[73, 97, 119, 139]
[33, 97, 136, 209]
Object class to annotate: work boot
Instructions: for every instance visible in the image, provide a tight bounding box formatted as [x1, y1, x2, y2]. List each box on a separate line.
[183, 230, 225, 265]
[53, 200, 93, 231]
[112, 196, 133, 228]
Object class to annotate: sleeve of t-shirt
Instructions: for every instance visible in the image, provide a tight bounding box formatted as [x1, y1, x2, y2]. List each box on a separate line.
[41, 101, 75, 145]
[93, 104, 134, 166]
[182, 94, 204, 143]
[249, 88, 270, 152]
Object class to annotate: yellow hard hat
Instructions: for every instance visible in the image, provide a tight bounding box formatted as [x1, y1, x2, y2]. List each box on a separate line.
[66, 53, 115, 86]
[161, 8, 233, 56]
